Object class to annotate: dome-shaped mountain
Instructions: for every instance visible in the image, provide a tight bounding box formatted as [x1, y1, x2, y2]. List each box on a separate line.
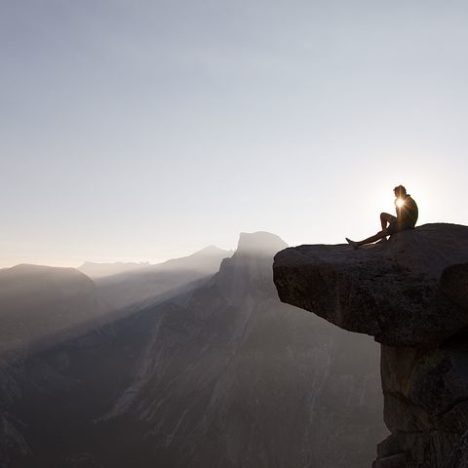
[236, 231, 288, 256]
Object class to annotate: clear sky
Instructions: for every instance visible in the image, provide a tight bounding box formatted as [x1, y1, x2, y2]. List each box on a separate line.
[1, 0, 468, 267]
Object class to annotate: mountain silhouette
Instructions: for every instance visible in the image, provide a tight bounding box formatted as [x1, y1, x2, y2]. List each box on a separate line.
[0, 264, 99, 355]
[94, 245, 231, 311]
[0, 233, 384, 468]
[78, 261, 150, 279]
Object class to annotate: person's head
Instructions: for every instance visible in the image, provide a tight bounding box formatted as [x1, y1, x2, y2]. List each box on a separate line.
[393, 185, 407, 198]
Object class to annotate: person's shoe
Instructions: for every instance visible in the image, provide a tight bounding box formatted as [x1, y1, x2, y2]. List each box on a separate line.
[345, 238, 359, 249]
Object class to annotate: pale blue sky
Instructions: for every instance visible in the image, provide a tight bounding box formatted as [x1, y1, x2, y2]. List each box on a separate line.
[1, 0, 468, 266]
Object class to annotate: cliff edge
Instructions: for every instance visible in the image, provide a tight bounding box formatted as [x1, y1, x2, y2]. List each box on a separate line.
[273, 223, 468, 468]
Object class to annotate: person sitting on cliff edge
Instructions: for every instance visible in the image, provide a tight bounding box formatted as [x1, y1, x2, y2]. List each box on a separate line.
[346, 185, 418, 249]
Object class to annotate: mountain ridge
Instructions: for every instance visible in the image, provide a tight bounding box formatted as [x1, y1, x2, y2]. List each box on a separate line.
[0, 230, 384, 467]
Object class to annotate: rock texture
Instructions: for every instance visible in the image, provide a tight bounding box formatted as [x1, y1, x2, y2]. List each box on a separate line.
[273, 223, 468, 468]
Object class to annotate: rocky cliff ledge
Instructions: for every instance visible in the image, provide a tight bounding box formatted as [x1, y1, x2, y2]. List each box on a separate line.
[273, 223, 468, 468]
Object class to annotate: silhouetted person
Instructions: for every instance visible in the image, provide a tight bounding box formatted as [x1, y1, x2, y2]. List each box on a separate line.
[346, 185, 418, 248]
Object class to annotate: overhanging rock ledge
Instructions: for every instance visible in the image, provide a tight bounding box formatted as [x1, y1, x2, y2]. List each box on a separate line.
[273, 223, 468, 347]
[273, 223, 468, 468]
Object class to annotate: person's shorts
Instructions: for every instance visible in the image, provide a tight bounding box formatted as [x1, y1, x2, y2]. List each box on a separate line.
[387, 219, 415, 235]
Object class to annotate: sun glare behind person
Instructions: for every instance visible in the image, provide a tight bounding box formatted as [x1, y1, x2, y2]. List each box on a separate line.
[346, 185, 419, 248]
[396, 198, 405, 209]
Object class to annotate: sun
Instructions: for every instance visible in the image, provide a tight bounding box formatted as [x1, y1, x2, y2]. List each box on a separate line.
[396, 198, 405, 208]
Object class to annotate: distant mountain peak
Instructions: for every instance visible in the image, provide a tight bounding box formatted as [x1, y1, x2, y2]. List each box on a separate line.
[236, 231, 287, 256]
[78, 261, 151, 279]
[11, 263, 75, 272]
[80, 261, 150, 268]
[5, 263, 89, 280]
[159, 245, 231, 269]
[191, 245, 232, 256]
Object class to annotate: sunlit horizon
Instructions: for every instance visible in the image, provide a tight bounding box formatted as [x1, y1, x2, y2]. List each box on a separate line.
[2, 1, 468, 268]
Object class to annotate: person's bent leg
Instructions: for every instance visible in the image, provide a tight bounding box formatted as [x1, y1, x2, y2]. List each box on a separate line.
[346, 216, 395, 248]
[380, 212, 395, 230]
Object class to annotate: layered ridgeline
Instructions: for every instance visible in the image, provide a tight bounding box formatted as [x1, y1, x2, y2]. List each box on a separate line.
[91, 245, 232, 311]
[100, 232, 385, 467]
[0, 247, 229, 357]
[273, 223, 468, 467]
[1, 233, 385, 467]
[0, 249, 229, 466]
[78, 261, 151, 279]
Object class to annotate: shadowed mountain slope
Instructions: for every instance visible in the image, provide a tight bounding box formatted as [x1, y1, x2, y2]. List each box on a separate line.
[98, 232, 385, 468]
[0, 264, 100, 355]
[1, 232, 385, 468]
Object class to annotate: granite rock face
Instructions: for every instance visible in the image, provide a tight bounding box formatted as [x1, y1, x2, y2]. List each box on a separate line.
[273, 223, 468, 467]
[100, 231, 385, 468]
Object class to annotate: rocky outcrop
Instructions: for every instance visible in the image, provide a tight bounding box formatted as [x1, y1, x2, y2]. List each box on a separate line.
[273, 223, 468, 467]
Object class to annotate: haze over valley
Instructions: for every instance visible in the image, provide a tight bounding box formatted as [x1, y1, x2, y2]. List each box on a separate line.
[0, 232, 385, 467]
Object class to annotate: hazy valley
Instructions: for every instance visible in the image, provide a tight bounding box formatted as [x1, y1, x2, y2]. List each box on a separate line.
[0, 232, 385, 468]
